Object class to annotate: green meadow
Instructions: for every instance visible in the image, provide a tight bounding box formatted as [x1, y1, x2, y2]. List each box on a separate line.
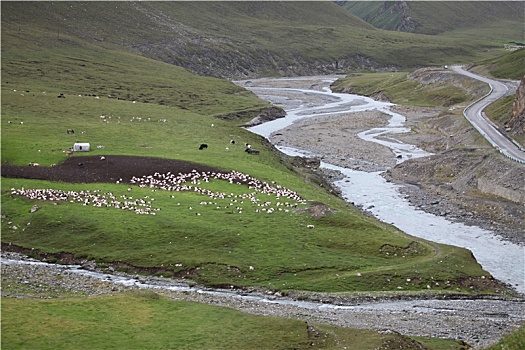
[1, 291, 470, 350]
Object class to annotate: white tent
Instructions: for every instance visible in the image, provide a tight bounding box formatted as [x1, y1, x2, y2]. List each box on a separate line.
[73, 143, 90, 152]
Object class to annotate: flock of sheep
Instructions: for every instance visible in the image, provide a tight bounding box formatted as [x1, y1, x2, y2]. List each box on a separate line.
[129, 169, 306, 213]
[11, 169, 306, 217]
[11, 187, 160, 215]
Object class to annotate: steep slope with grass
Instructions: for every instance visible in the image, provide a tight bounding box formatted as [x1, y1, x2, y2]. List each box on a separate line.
[470, 48, 525, 80]
[2, 1, 522, 79]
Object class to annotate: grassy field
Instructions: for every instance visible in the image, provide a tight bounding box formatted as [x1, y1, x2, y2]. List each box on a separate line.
[0, 291, 469, 350]
[330, 70, 488, 107]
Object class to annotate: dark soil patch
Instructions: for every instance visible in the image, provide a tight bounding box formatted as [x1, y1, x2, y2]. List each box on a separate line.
[1, 155, 225, 184]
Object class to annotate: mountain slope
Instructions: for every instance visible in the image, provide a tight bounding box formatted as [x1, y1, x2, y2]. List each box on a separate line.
[2, 1, 522, 78]
[338, 1, 524, 36]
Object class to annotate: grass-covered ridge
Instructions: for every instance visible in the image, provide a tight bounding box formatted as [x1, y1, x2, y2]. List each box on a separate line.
[470, 48, 525, 80]
[2, 1, 522, 78]
[330, 68, 489, 107]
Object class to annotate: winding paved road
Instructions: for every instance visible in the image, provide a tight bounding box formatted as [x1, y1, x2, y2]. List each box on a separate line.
[451, 65, 525, 164]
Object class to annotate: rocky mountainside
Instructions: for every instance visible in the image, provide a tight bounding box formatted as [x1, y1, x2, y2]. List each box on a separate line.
[339, 1, 524, 35]
[507, 75, 525, 135]
[336, 1, 417, 32]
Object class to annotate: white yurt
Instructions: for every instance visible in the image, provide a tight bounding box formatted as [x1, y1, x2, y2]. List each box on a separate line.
[73, 143, 90, 152]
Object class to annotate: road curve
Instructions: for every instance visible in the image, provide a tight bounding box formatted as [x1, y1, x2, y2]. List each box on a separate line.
[451, 65, 525, 164]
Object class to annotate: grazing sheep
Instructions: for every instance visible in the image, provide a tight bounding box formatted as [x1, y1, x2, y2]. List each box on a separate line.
[230, 140, 236, 144]
[67, 128, 75, 134]
[199, 143, 208, 150]
[100, 156, 106, 161]
[307, 224, 315, 229]
[28, 162, 39, 167]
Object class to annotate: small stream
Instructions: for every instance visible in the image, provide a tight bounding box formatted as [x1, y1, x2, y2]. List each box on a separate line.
[243, 76, 524, 295]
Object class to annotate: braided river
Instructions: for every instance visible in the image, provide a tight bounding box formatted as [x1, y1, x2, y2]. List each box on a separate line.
[243, 76, 524, 295]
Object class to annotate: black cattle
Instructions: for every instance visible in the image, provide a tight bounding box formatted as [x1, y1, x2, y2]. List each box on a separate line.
[199, 144, 208, 150]
[245, 148, 260, 155]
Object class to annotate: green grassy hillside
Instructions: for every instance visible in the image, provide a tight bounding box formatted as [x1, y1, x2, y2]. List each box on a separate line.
[331, 68, 489, 107]
[2, 1, 522, 78]
[470, 48, 525, 80]
[2, 82, 493, 293]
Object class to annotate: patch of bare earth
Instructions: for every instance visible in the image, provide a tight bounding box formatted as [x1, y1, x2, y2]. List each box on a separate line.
[1, 155, 224, 184]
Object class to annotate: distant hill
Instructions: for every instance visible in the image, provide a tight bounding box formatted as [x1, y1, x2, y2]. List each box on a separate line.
[338, 1, 525, 37]
[471, 48, 525, 80]
[2, 1, 523, 78]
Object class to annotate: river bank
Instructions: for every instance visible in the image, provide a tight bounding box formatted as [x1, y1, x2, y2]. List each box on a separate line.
[3, 251, 524, 349]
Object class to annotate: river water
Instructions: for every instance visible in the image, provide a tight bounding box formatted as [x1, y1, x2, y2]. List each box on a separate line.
[243, 76, 524, 295]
